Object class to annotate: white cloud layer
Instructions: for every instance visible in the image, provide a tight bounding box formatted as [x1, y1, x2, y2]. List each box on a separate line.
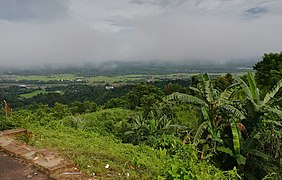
[0, 0, 281, 66]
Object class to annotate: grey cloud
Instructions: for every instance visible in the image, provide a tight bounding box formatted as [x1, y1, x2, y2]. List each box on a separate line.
[130, 0, 188, 7]
[114, 12, 282, 63]
[0, 22, 119, 66]
[245, 7, 268, 16]
[182, 0, 282, 18]
[1, 0, 282, 67]
[0, 0, 70, 22]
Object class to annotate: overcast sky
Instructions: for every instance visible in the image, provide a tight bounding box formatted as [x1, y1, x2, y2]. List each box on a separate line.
[0, 0, 282, 67]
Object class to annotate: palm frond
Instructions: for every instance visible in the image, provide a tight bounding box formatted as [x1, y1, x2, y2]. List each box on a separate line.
[235, 76, 259, 110]
[201, 107, 210, 121]
[263, 120, 282, 127]
[220, 83, 240, 101]
[165, 124, 189, 130]
[189, 86, 201, 93]
[242, 131, 261, 151]
[235, 76, 253, 102]
[165, 92, 207, 107]
[268, 107, 282, 119]
[217, 146, 234, 156]
[246, 149, 270, 160]
[223, 104, 246, 120]
[124, 130, 135, 135]
[247, 71, 260, 103]
[193, 121, 209, 145]
[262, 79, 282, 106]
[231, 120, 245, 165]
[204, 78, 214, 103]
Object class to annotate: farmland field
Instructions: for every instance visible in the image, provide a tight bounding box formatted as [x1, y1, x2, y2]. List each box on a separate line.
[14, 72, 245, 85]
[16, 74, 79, 82]
[20, 90, 64, 98]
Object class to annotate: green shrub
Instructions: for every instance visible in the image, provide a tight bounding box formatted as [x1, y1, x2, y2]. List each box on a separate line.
[160, 144, 240, 180]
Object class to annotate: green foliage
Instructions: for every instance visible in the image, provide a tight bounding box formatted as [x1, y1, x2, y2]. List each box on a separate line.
[160, 144, 240, 180]
[124, 83, 164, 110]
[10, 104, 238, 179]
[69, 100, 97, 115]
[19, 90, 49, 99]
[173, 104, 199, 130]
[230, 71, 282, 178]
[254, 52, 282, 94]
[231, 120, 246, 166]
[235, 71, 282, 125]
[62, 108, 134, 137]
[0, 116, 15, 130]
[124, 111, 172, 145]
[104, 98, 127, 109]
[166, 72, 282, 179]
[164, 82, 184, 95]
[27, 125, 165, 179]
[4, 68, 282, 179]
[166, 74, 244, 158]
[213, 73, 234, 92]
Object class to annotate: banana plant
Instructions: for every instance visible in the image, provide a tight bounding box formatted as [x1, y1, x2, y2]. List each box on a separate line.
[235, 71, 282, 123]
[234, 71, 282, 170]
[165, 74, 245, 160]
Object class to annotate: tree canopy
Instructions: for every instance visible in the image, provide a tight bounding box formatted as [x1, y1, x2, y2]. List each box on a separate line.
[254, 52, 282, 92]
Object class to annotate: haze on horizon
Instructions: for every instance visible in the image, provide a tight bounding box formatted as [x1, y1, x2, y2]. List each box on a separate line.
[0, 0, 282, 68]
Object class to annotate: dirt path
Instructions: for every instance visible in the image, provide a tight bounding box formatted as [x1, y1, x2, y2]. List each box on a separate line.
[0, 150, 51, 180]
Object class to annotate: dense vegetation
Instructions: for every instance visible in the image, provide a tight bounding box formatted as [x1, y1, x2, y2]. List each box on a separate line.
[1, 52, 281, 179]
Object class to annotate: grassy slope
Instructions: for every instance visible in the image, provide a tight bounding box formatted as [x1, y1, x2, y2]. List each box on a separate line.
[28, 125, 163, 179]
[12, 108, 238, 179]
[13, 108, 163, 179]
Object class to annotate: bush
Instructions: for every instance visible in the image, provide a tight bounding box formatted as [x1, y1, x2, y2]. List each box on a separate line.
[160, 144, 240, 179]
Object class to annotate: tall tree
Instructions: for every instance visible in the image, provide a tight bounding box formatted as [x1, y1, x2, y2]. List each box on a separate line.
[253, 52, 282, 93]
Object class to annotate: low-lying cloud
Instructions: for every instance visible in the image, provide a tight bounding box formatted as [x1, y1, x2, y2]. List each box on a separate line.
[0, 0, 281, 67]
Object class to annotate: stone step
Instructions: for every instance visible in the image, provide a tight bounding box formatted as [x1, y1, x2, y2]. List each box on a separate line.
[0, 128, 27, 136]
[0, 129, 89, 180]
